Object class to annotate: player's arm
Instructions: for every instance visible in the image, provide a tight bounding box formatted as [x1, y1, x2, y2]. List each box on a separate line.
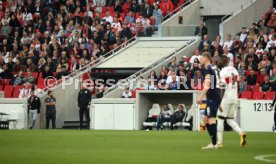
[196, 74, 211, 104]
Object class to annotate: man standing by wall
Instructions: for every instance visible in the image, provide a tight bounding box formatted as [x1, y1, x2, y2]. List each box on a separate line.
[45, 91, 56, 129]
[78, 84, 91, 130]
[27, 90, 41, 129]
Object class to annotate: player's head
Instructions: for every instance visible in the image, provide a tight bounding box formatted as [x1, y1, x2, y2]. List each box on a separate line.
[217, 55, 229, 69]
[200, 52, 212, 67]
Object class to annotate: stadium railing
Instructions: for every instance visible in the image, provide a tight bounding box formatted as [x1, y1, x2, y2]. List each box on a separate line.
[103, 37, 199, 97]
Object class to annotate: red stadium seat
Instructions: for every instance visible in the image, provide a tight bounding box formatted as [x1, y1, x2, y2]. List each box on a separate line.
[148, 0, 155, 5]
[32, 72, 39, 79]
[264, 92, 276, 100]
[4, 79, 12, 85]
[252, 85, 260, 92]
[0, 85, 3, 91]
[0, 79, 4, 85]
[4, 85, 14, 98]
[251, 92, 264, 99]
[107, 6, 114, 13]
[240, 91, 252, 99]
[102, 6, 107, 13]
[13, 85, 24, 98]
[246, 85, 251, 91]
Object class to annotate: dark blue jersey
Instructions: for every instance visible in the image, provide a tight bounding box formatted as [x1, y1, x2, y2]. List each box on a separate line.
[202, 65, 220, 104]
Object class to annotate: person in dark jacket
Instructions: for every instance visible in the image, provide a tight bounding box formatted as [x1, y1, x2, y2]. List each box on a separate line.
[271, 92, 276, 132]
[44, 91, 56, 129]
[170, 104, 186, 130]
[27, 90, 41, 129]
[78, 84, 92, 129]
[194, 20, 208, 38]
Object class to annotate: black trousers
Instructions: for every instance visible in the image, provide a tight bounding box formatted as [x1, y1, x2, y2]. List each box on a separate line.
[79, 105, 90, 128]
[170, 115, 184, 130]
[46, 110, 56, 129]
[274, 110, 276, 126]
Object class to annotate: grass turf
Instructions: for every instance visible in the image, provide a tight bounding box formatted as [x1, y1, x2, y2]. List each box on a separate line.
[0, 130, 275, 164]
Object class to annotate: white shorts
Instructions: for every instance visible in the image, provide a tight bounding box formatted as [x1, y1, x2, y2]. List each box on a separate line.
[217, 103, 237, 118]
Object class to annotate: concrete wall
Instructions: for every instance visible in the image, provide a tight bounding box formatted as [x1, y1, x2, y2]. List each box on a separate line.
[39, 77, 81, 128]
[221, 0, 272, 40]
[200, 0, 253, 16]
[160, 0, 201, 37]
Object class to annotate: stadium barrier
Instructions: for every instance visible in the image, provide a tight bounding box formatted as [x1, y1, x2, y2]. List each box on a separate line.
[239, 99, 274, 132]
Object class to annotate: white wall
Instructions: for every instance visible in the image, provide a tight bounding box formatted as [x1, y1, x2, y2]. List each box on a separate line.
[200, 0, 253, 16]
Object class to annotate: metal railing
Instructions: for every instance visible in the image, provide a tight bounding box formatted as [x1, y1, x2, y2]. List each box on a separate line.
[103, 38, 197, 97]
[161, 0, 195, 23]
[38, 36, 138, 97]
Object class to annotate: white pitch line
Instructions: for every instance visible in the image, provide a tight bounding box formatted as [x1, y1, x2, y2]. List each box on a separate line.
[255, 155, 276, 163]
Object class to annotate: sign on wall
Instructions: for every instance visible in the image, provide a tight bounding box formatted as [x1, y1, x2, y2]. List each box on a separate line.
[240, 100, 274, 132]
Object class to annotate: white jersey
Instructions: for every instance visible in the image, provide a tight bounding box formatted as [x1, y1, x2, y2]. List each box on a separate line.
[220, 66, 239, 104]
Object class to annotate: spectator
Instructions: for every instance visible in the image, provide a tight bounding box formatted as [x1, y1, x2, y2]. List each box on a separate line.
[23, 71, 36, 84]
[257, 68, 267, 85]
[12, 71, 24, 86]
[152, 4, 162, 28]
[222, 47, 234, 66]
[261, 75, 271, 92]
[170, 104, 185, 130]
[157, 104, 172, 130]
[237, 27, 248, 44]
[239, 77, 247, 94]
[159, 0, 174, 16]
[42, 65, 53, 79]
[194, 20, 208, 38]
[198, 35, 211, 52]
[122, 87, 132, 98]
[143, 3, 153, 18]
[190, 49, 201, 64]
[0, 64, 13, 79]
[19, 82, 32, 98]
[223, 34, 234, 51]
[246, 70, 257, 86]
[168, 75, 178, 90]
[114, 0, 123, 12]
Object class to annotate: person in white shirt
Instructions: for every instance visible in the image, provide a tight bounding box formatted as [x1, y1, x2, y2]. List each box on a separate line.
[222, 47, 234, 66]
[111, 17, 122, 31]
[19, 82, 32, 98]
[103, 11, 113, 24]
[223, 34, 234, 50]
[239, 27, 248, 43]
[122, 87, 132, 98]
[166, 69, 179, 85]
[266, 35, 276, 50]
[217, 55, 246, 148]
[190, 49, 201, 64]
[157, 104, 173, 130]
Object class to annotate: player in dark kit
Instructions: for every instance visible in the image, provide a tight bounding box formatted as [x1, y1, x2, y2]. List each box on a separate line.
[196, 52, 221, 149]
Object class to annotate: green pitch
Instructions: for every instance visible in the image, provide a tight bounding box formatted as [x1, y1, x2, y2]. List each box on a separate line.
[0, 130, 275, 164]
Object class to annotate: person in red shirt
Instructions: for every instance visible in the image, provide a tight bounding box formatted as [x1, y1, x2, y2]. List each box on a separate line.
[159, 0, 174, 16]
[256, 68, 267, 85]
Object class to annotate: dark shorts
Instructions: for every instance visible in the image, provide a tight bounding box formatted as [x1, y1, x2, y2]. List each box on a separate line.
[204, 99, 219, 118]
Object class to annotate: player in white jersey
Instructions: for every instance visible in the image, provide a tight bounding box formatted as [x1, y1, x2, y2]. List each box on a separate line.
[217, 56, 246, 148]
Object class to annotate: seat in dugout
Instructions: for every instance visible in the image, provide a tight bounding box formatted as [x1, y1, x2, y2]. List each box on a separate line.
[143, 103, 193, 130]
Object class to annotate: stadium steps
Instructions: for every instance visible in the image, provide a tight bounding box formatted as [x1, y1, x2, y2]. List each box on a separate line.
[62, 121, 89, 129]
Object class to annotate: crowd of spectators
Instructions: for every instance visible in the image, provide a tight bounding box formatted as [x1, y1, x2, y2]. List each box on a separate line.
[123, 7, 276, 98]
[0, 0, 186, 98]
